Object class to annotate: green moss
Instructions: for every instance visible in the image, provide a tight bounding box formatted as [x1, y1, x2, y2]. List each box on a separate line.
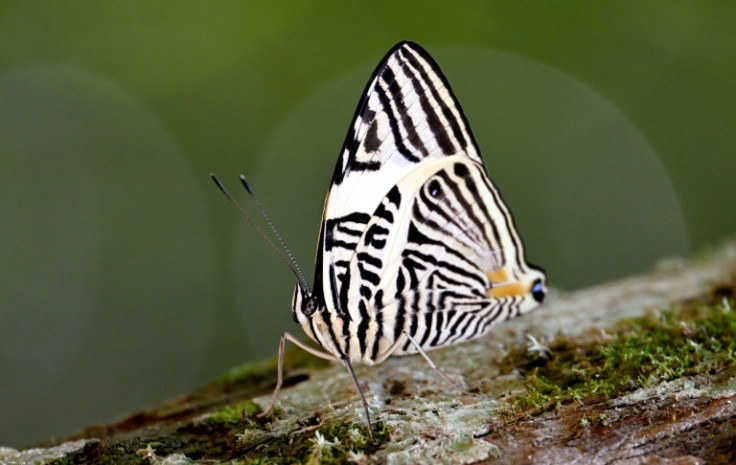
[304, 422, 392, 464]
[48, 459, 75, 465]
[207, 400, 261, 425]
[235, 420, 392, 464]
[218, 340, 332, 387]
[507, 294, 736, 413]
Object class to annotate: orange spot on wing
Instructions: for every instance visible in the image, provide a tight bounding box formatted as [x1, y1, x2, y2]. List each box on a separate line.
[486, 269, 531, 298]
[486, 268, 508, 284]
[487, 282, 529, 298]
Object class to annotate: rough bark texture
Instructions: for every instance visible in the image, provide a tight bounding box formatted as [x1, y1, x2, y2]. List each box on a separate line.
[2, 241, 735, 464]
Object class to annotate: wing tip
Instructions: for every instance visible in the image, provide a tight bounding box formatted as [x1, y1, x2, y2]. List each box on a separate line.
[391, 40, 424, 56]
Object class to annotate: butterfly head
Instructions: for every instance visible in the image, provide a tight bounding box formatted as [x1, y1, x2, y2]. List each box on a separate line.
[291, 283, 323, 325]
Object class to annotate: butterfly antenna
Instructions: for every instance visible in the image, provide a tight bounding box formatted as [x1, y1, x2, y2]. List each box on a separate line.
[210, 173, 311, 292]
[238, 175, 310, 290]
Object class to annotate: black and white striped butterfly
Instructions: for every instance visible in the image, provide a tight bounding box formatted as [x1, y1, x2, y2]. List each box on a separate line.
[213, 41, 546, 442]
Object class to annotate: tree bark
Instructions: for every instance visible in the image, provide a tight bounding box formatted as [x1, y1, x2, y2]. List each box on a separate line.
[2, 241, 735, 464]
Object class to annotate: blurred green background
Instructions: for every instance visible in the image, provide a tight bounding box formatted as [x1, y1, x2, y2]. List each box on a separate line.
[1, 1, 734, 448]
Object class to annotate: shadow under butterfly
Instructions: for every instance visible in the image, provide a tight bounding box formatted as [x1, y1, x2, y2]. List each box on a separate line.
[211, 41, 546, 443]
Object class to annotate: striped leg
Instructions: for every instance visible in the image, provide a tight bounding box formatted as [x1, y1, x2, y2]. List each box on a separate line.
[374, 331, 469, 394]
[403, 332, 469, 394]
[257, 332, 379, 443]
[341, 355, 376, 444]
[257, 332, 339, 418]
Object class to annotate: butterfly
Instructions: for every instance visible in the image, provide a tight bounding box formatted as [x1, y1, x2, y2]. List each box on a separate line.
[213, 41, 546, 442]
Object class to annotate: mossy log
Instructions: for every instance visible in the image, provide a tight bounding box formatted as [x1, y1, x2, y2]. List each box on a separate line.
[3, 241, 735, 464]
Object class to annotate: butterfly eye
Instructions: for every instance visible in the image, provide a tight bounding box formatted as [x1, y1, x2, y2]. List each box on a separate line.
[531, 279, 546, 303]
[303, 296, 319, 316]
[428, 179, 442, 198]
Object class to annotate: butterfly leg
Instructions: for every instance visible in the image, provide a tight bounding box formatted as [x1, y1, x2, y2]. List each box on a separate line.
[403, 332, 470, 394]
[341, 355, 376, 444]
[372, 332, 411, 364]
[373, 332, 470, 394]
[257, 331, 339, 418]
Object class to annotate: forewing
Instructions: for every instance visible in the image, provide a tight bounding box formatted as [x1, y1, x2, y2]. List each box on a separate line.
[317, 41, 483, 313]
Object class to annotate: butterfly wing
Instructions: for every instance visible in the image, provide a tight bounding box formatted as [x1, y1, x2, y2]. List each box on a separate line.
[346, 155, 546, 361]
[310, 41, 545, 363]
[316, 41, 482, 311]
